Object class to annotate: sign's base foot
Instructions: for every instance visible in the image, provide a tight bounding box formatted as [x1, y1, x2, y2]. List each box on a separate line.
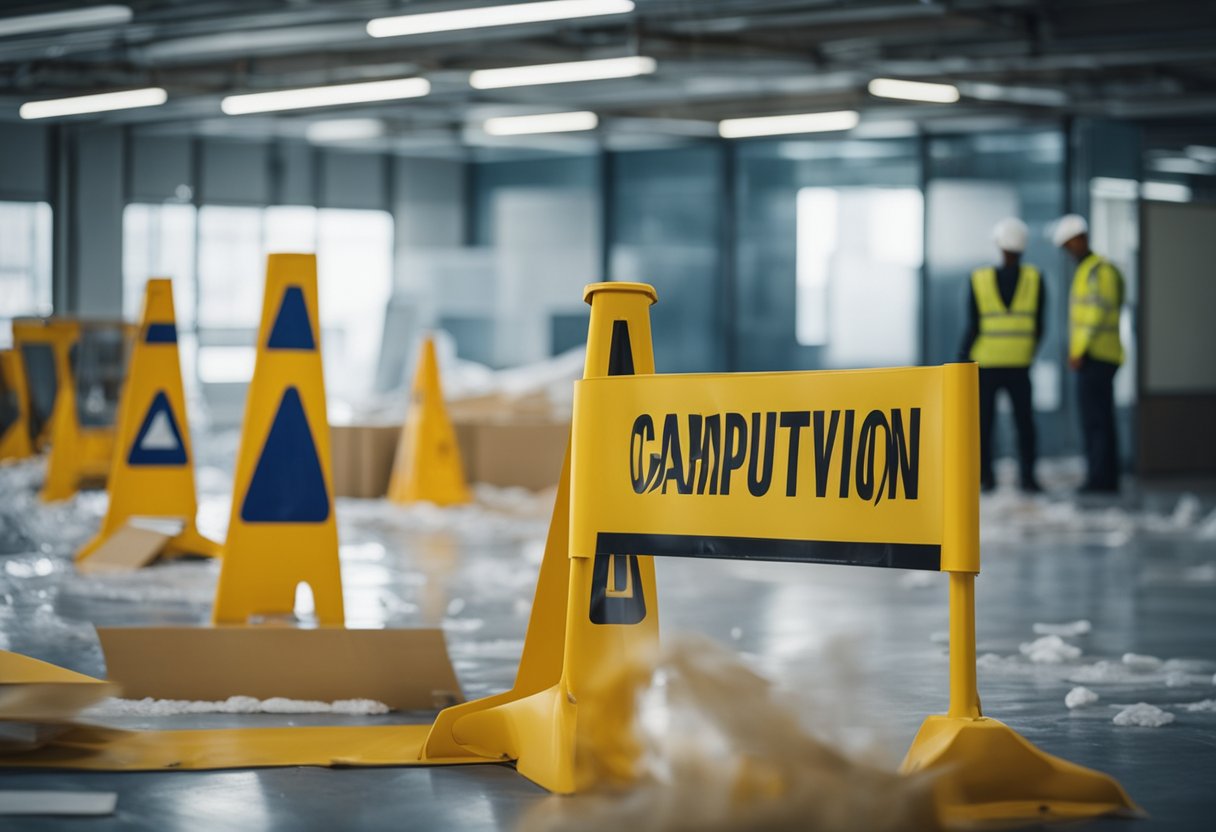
[426, 682, 577, 793]
[901, 714, 1142, 827]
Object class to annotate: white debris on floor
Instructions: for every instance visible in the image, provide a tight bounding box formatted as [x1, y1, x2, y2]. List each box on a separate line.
[1066, 686, 1100, 709]
[1112, 703, 1176, 728]
[1019, 634, 1083, 663]
[897, 571, 936, 590]
[2, 446, 1215, 826]
[1122, 653, 1164, 672]
[978, 458, 1216, 549]
[335, 485, 553, 544]
[84, 696, 391, 716]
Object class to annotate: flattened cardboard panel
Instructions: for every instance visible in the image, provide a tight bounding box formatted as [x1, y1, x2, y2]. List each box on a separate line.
[78, 525, 170, 574]
[0, 790, 117, 816]
[98, 627, 463, 711]
[0, 723, 491, 771]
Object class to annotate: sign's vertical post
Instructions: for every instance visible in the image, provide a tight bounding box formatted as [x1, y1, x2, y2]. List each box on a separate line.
[947, 574, 980, 719]
[941, 362, 981, 719]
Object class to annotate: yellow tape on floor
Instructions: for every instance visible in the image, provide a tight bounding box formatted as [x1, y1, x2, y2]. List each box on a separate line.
[0, 723, 494, 771]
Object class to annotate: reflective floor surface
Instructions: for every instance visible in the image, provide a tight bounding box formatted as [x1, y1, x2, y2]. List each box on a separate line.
[1, 452, 1214, 831]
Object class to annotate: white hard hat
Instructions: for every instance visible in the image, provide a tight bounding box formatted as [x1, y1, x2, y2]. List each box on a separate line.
[1052, 214, 1088, 247]
[993, 217, 1028, 253]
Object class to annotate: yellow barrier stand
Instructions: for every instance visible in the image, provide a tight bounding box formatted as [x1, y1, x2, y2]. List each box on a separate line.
[387, 335, 471, 506]
[424, 281, 1137, 823]
[0, 349, 35, 460]
[14, 317, 130, 501]
[12, 318, 78, 453]
[212, 254, 343, 625]
[76, 280, 220, 564]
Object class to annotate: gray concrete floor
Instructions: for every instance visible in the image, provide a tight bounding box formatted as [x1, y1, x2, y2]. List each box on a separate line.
[1, 455, 1214, 831]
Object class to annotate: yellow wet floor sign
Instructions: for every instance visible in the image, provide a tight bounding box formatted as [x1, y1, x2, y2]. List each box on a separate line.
[0, 349, 34, 460]
[212, 253, 343, 625]
[0, 282, 1138, 828]
[388, 335, 471, 506]
[77, 280, 219, 565]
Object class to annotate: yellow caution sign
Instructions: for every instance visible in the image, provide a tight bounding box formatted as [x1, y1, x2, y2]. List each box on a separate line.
[424, 281, 1136, 824]
[14, 318, 126, 502]
[0, 349, 35, 460]
[77, 280, 219, 565]
[213, 254, 343, 625]
[387, 336, 471, 506]
[423, 282, 660, 792]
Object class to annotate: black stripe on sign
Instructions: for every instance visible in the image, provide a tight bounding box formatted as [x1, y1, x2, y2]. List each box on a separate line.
[595, 533, 941, 572]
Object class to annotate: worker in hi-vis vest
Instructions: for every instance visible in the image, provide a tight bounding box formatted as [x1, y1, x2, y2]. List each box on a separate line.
[959, 218, 1044, 494]
[1053, 213, 1125, 494]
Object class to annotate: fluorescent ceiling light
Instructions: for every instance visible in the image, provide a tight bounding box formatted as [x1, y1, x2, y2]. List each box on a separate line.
[868, 78, 960, 103]
[1184, 145, 1216, 164]
[368, 0, 633, 38]
[1141, 181, 1192, 203]
[0, 4, 131, 37]
[306, 118, 384, 143]
[958, 81, 1066, 107]
[19, 87, 166, 120]
[222, 77, 429, 115]
[1149, 156, 1214, 176]
[470, 56, 655, 89]
[483, 110, 598, 135]
[718, 110, 859, 139]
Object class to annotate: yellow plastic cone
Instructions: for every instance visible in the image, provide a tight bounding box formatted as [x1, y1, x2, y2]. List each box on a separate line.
[212, 254, 343, 625]
[76, 280, 219, 564]
[387, 336, 471, 506]
[0, 349, 35, 460]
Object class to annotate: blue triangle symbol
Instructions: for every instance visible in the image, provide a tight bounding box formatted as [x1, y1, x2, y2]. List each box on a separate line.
[240, 386, 330, 523]
[266, 286, 316, 351]
[128, 391, 188, 466]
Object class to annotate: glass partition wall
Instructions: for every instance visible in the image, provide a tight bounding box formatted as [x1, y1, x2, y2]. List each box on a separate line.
[923, 129, 1071, 456]
[733, 137, 923, 371]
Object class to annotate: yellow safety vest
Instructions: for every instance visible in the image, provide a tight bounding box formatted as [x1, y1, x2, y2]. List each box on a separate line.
[1069, 253, 1124, 365]
[970, 264, 1040, 368]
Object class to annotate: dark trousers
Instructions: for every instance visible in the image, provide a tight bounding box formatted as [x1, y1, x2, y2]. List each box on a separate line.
[1077, 359, 1120, 491]
[978, 367, 1038, 488]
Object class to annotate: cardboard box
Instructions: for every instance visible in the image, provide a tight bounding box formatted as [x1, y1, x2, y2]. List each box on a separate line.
[454, 417, 569, 492]
[330, 424, 401, 498]
[331, 410, 569, 498]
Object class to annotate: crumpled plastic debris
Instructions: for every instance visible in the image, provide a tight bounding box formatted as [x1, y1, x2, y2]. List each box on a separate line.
[519, 635, 940, 832]
[1065, 686, 1099, 709]
[1112, 703, 1174, 728]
